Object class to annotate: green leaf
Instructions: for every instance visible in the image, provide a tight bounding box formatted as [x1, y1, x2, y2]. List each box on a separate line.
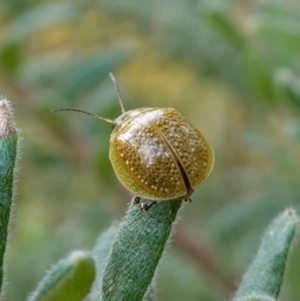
[26, 251, 96, 301]
[0, 99, 18, 296]
[233, 293, 276, 301]
[232, 209, 298, 301]
[89, 224, 119, 301]
[142, 282, 156, 301]
[90, 222, 157, 301]
[101, 199, 182, 301]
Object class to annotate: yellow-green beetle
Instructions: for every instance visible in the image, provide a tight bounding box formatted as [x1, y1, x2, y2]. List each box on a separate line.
[54, 74, 214, 209]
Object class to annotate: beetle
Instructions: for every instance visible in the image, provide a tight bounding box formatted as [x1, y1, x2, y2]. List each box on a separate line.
[53, 74, 215, 210]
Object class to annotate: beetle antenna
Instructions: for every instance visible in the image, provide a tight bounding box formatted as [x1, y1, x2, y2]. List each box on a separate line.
[109, 73, 126, 114]
[51, 108, 114, 124]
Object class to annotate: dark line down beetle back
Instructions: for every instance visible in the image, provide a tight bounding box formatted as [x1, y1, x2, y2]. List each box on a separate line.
[53, 74, 215, 210]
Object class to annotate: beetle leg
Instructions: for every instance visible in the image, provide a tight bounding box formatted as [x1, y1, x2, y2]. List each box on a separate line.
[133, 196, 141, 205]
[140, 200, 157, 211]
[132, 197, 156, 211]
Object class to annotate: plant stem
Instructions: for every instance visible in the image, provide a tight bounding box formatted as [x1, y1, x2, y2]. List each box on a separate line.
[102, 199, 182, 301]
[0, 99, 18, 295]
[27, 251, 96, 301]
[233, 208, 298, 301]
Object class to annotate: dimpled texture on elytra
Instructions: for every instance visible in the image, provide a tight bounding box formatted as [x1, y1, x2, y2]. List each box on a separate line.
[109, 107, 214, 201]
[156, 108, 214, 189]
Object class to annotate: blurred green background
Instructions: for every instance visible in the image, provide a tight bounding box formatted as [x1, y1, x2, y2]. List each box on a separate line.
[1, 0, 300, 300]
